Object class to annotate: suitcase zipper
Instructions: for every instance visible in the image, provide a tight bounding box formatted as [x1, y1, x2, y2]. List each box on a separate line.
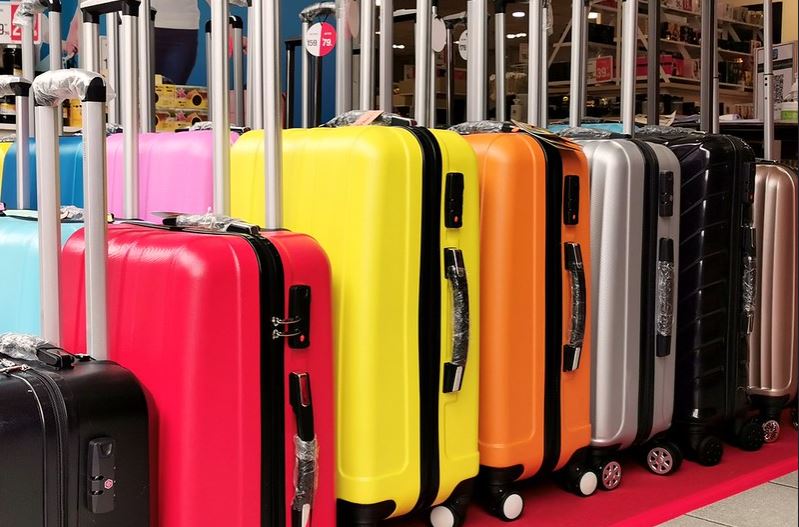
[405, 126, 443, 514]
[630, 139, 659, 445]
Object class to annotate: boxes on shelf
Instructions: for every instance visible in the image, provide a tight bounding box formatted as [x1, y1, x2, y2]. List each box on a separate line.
[155, 83, 177, 109]
[175, 86, 209, 110]
[587, 23, 615, 45]
[155, 109, 208, 132]
[755, 41, 798, 119]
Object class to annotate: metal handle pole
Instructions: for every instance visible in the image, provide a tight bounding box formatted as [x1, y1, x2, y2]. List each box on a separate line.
[527, 0, 542, 125]
[378, 0, 394, 111]
[263, 0, 283, 229]
[540, 0, 549, 126]
[246, 3, 253, 128]
[712, 39, 720, 133]
[446, 23, 454, 126]
[232, 16, 245, 127]
[286, 41, 297, 127]
[83, 98, 109, 360]
[494, 1, 506, 121]
[34, 104, 62, 344]
[335, 0, 352, 113]
[620, 0, 637, 136]
[251, 0, 264, 128]
[106, 12, 121, 124]
[647, 0, 660, 125]
[699, 0, 714, 132]
[121, 10, 140, 218]
[22, 24, 35, 137]
[82, 13, 101, 72]
[466, 0, 487, 121]
[414, 0, 431, 125]
[206, 22, 213, 117]
[15, 91, 31, 209]
[568, 0, 586, 127]
[313, 54, 323, 126]
[430, 2, 438, 127]
[360, 0, 376, 110]
[301, 19, 311, 125]
[763, 0, 774, 159]
[49, 3, 63, 133]
[138, 0, 154, 132]
[211, 0, 231, 215]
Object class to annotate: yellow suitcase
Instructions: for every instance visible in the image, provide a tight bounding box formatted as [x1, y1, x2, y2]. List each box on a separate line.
[231, 119, 480, 526]
[0, 142, 12, 197]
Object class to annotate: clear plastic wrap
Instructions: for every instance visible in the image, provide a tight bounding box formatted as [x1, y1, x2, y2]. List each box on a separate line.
[446, 261, 470, 372]
[12, 0, 49, 28]
[32, 69, 116, 107]
[61, 205, 85, 221]
[228, 0, 249, 6]
[292, 436, 319, 518]
[558, 126, 615, 139]
[106, 123, 124, 135]
[0, 333, 46, 363]
[0, 135, 16, 143]
[323, 110, 415, 127]
[567, 267, 586, 347]
[187, 121, 213, 131]
[742, 255, 756, 320]
[175, 212, 239, 232]
[656, 261, 675, 336]
[0, 76, 27, 97]
[449, 120, 510, 135]
[300, 1, 336, 21]
[637, 125, 699, 137]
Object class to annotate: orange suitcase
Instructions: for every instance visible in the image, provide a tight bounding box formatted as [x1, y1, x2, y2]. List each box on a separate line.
[453, 123, 594, 521]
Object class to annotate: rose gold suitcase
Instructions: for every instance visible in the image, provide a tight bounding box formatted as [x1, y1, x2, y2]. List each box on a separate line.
[749, 161, 799, 440]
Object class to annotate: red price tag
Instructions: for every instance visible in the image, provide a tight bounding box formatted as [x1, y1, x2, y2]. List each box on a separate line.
[305, 22, 337, 58]
[10, 4, 40, 43]
[595, 56, 614, 84]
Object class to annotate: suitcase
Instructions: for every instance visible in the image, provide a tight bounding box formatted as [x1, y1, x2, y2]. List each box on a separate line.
[0, 68, 150, 527]
[62, 3, 337, 526]
[0, 141, 11, 195]
[230, 113, 481, 526]
[637, 126, 765, 463]
[748, 162, 799, 435]
[451, 122, 595, 520]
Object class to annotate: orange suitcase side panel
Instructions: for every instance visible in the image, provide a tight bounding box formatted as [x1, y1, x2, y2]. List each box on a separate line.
[466, 133, 592, 479]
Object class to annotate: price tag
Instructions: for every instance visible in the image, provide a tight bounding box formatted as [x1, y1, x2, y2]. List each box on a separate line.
[431, 17, 446, 53]
[0, 2, 42, 45]
[347, 0, 360, 40]
[305, 22, 337, 58]
[458, 29, 468, 61]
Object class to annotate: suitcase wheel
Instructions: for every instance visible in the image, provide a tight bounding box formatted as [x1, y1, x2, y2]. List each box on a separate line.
[429, 505, 462, 527]
[736, 419, 765, 452]
[644, 440, 683, 476]
[695, 435, 724, 466]
[486, 491, 524, 522]
[565, 464, 598, 497]
[761, 419, 781, 444]
[597, 460, 623, 491]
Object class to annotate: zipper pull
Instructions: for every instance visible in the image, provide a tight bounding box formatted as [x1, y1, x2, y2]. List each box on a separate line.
[0, 360, 30, 374]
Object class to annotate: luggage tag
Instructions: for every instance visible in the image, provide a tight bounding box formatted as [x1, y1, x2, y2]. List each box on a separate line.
[510, 119, 583, 152]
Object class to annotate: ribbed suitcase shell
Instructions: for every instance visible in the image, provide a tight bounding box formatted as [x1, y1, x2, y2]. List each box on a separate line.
[230, 126, 480, 522]
[0, 137, 85, 208]
[0, 141, 11, 196]
[578, 139, 679, 449]
[0, 215, 83, 335]
[749, 162, 798, 406]
[640, 131, 761, 458]
[61, 224, 336, 527]
[106, 131, 238, 222]
[463, 132, 591, 479]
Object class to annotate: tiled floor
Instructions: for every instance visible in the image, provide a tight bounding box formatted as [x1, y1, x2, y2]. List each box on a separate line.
[657, 471, 798, 527]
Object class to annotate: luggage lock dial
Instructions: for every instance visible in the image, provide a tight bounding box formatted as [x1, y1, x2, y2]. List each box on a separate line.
[658, 171, 674, 217]
[445, 172, 464, 228]
[88, 438, 116, 514]
[272, 286, 312, 349]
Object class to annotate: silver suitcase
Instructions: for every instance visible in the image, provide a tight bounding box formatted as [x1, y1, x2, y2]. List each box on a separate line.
[749, 161, 799, 438]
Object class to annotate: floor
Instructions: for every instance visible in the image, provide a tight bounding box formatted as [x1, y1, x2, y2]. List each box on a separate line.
[657, 471, 798, 527]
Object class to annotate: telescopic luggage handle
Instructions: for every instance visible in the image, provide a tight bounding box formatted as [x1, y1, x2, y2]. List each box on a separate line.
[264, 0, 283, 229]
[32, 69, 113, 357]
[0, 77, 32, 209]
[299, 2, 335, 128]
[206, 9, 247, 127]
[762, 0, 775, 160]
[12, 0, 46, 137]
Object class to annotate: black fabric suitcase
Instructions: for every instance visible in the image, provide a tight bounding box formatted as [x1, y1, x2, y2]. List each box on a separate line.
[639, 128, 764, 465]
[0, 336, 150, 526]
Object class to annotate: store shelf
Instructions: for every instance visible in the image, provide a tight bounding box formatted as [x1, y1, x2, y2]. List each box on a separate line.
[660, 39, 701, 50]
[719, 17, 763, 30]
[553, 41, 618, 52]
[719, 48, 753, 59]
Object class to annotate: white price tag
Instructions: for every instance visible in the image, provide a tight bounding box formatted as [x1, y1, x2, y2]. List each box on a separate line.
[431, 17, 446, 53]
[0, 2, 43, 46]
[458, 29, 468, 61]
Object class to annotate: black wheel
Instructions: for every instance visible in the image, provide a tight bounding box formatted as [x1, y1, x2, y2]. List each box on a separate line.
[486, 491, 524, 522]
[596, 460, 623, 491]
[429, 505, 463, 527]
[644, 440, 683, 475]
[696, 435, 724, 466]
[761, 418, 781, 444]
[737, 419, 765, 451]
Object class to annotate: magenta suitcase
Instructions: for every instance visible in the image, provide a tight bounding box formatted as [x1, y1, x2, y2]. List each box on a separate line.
[106, 131, 238, 222]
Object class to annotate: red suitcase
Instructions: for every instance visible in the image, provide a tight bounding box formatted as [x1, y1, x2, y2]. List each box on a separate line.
[62, 2, 335, 526]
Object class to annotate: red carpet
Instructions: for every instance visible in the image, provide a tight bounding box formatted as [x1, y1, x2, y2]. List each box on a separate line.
[393, 426, 798, 526]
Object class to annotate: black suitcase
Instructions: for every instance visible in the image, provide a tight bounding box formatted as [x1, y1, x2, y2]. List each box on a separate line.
[639, 128, 764, 465]
[0, 69, 150, 526]
[0, 336, 150, 526]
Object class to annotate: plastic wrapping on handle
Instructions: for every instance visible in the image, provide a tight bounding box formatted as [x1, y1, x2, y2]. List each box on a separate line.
[449, 120, 513, 135]
[187, 121, 214, 131]
[300, 1, 336, 21]
[443, 248, 469, 393]
[292, 435, 319, 526]
[174, 212, 238, 231]
[636, 125, 700, 137]
[0, 76, 30, 97]
[32, 69, 116, 107]
[742, 255, 756, 334]
[558, 126, 615, 139]
[0, 333, 46, 362]
[656, 261, 675, 337]
[323, 110, 416, 127]
[563, 243, 585, 372]
[12, 0, 49, 28]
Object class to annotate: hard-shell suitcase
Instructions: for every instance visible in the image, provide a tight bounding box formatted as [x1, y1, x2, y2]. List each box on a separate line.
[62, 2, 337, 526]
[0, 67, 150, 527]
[230, 114, 481, 525]
[0, 141, 12, 195]
[451, 121, 595, 520]
[749, 162, 798, 432]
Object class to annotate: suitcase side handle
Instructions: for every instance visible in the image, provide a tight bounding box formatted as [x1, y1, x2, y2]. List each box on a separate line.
[563, 243, 586, 372]
[290, 372, 318, 527]
[656, 238, 675, 357]
[443, 248, 470, 393]
[741, 225, 757, 335]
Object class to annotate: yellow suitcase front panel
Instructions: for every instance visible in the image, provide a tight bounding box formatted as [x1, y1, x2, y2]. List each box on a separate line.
[0, 142, 12, 197]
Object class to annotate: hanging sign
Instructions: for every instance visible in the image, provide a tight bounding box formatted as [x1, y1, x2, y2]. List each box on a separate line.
[432, 17, 446, 53]
[348, 0, 360, 39]
[458, 29, 468, 61]
[306, 22, 337, 58]
[0, 2, 42, 45]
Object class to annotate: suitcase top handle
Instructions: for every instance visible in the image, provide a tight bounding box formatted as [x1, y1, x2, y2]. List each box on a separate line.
[32, 69, 111, 106]
[0, 76, 31, 98]
[0, 76, 33, 209]
[299, 2, 335, 21]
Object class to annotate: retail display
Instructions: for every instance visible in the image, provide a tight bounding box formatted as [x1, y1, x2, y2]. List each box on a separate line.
[0, 1, 796, 527]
